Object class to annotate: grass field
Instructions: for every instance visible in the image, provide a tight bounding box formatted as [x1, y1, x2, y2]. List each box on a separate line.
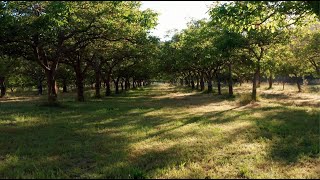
[0, 83, 319, 178]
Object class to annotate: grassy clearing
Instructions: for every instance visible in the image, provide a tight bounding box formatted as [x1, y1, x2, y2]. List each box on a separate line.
[0, 83, 319, 178]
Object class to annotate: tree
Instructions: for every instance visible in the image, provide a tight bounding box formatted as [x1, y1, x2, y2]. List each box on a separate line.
[209, 1, 303, 101]
[0, 1, 158, 102]
[214, 30, 246, 96]
[0, 56, 14, 97]
[1, 1, 104, 103]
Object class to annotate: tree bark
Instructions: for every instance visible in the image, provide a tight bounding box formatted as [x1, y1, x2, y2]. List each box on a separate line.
[62, 79, 67, 93]
[38, 79, 43, 95]
[191, 78, 195, 89]
[295, 75, 302, 92]
[200, 76, 204, 91]
[252, 47, 264, 101]
[196, 77, 199, 89]
[46, 70, 58, 103]
[114, 77, 120, 94]
[0, 76, 6, 98]
[125, 78, 130, 90]
[207, 78, 213, 93]
[105, 75, 111, 96]
[132, 78, 136, 89]
[121, 80, 124, 91]
[252, 70, 259, 101]
[216, 73, 221, 95]
[257, 63, 261, 88]
[228, 63, 233, 96]
[75, 70, 84, 102]
[268, 74, 273, 89]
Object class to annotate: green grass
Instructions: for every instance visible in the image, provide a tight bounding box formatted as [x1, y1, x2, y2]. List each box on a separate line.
[0, 83, 319, 178]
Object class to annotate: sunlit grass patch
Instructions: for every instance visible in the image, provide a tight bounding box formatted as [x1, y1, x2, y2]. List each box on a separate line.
[0, 83, 319, 178]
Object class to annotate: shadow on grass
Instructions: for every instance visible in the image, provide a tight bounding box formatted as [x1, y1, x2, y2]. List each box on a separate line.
[0, 84, 319, 178]
[253, 107, 319, 163]
[260, 93, 290, 100]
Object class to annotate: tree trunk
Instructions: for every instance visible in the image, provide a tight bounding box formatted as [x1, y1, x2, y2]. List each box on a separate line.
[296, 76, 302, 92]
[46, 70, 58, 103]
[252, 70, 259, 101]
[207, 78, 213, 93]
[125, 78, 128, 90]
[95, 71, 101, 98]
[200, 76, 204, 91]
[38, 79, 43, 95]
[217, 74, 221, 95]
[132, 78, 136, 89]
[268, 74, 273, 89]
[228, 63, 233, 96]
[125, 78, 130, 90]
[252, 47, 264, 101]
[185, 77, 189, 87]
[191, 78, 195, 89]
[196, 78, 199, 89]
[121, 80, 124, 91]
[114, 77, 120, 94]
[0, 76, 6, 98]
[257, 63, 261, 88]
[180, 78, 184, 86]
[62, 79, 67, 93]
[75, 70, 84, 102]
